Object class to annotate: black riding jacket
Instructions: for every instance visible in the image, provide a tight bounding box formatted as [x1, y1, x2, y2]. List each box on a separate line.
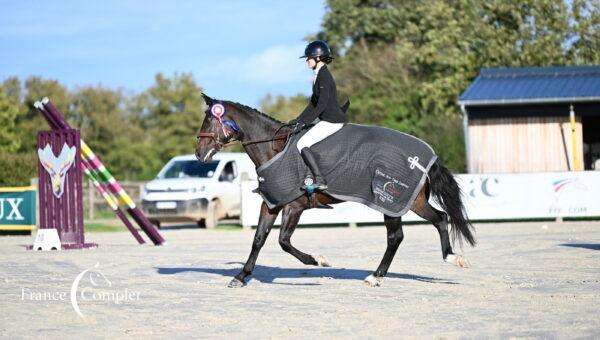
[296, 65, 348, 125]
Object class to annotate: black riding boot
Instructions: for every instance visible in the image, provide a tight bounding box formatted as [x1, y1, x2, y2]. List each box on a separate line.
[300, 147, 327, 191]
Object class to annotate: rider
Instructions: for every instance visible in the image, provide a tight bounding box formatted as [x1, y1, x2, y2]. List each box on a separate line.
[289, 40, 348, 192]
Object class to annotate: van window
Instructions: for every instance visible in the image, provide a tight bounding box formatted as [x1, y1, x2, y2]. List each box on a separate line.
[219, 161, 236, 182]
[160, 160, 219, 179]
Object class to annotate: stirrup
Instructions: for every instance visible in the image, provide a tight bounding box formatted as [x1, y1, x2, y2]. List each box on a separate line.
[301, 176, 314, 192]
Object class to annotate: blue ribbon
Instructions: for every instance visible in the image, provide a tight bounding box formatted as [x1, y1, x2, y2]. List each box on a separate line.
[223, 119, 240, 132]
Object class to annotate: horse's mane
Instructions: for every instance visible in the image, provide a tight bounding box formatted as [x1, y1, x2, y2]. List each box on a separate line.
[224, 100, 283, 124]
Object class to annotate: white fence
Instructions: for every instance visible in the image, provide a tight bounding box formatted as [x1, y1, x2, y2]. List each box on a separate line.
[240, 171, 600, 228]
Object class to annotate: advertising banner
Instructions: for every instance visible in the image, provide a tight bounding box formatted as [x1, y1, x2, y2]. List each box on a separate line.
[0, 186, 37, 231]
[240, 172, 600, 227]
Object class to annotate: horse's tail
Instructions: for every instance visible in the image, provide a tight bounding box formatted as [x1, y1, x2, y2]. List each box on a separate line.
[428, 160, 476, 247]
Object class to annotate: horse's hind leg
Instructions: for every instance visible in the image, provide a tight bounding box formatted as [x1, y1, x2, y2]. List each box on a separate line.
[364, 215, 404, 287]
[229, 202, 280, 288]
[278, 202, 331, 267]
[410, 187, 468, 268]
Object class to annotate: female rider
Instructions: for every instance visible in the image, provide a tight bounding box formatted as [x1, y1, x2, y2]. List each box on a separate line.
[289, 40, 348, 191]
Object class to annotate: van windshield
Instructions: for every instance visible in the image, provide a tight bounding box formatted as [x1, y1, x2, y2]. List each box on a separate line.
[160, 160, 219, 179]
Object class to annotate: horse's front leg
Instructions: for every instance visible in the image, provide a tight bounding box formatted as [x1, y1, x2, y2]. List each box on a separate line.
[364, 215, 404, 287]
[229, 202, 280, 288]
[278, 202, 331, 267]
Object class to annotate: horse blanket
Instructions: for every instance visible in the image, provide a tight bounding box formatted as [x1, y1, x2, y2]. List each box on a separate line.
[255, 123, 437, 217]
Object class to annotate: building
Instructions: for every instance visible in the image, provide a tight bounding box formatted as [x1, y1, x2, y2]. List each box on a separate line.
[458, 66, 600, 174]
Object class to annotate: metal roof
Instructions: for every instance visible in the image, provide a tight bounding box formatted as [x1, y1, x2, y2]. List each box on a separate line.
[458, 65, 600, 106]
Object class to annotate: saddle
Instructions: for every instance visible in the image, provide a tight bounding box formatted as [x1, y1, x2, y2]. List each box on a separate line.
[254, 123, 437, 217]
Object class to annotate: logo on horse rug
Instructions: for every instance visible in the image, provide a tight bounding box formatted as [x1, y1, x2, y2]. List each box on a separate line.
[255, 124, 437, 217]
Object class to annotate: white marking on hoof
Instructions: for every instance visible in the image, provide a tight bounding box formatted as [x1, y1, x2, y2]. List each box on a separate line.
[316, 255, 331, 267]
[364, 274, 383, 287]
[445, 254, 469, 268]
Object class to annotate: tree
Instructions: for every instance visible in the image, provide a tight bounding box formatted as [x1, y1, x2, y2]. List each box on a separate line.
[259, 94, 309, 122]
[134, 73, 205, 172]
[17, 77, 70, 153]
[0, 88, 21, 153]
[69, 85, 154, 180]
[313, 0, 600, 171]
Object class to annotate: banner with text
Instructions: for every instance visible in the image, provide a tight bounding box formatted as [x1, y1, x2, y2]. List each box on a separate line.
[240, 172, 600, 227]
[0, 186, 37, 230]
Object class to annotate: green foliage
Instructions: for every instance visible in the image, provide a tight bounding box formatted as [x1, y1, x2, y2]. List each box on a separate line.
[260, 94, 309, 122]
[0, 73, 205, 182]
[0, 152, 37, 186]
[135, 73, 205, 174]
[1, 1, 599, 180]
[16, 77, 70, 153]
[311, 0, 600, 171]
[0, 88, 21, 153]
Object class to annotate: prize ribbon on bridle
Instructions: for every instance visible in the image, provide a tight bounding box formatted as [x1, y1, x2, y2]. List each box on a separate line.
[210, 103, 239, 137]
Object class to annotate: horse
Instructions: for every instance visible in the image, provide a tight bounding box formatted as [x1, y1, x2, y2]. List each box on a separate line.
[195, 93, 476, 288]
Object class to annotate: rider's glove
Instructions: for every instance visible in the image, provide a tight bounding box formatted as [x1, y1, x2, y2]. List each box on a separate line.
[292, 122, 304, 134]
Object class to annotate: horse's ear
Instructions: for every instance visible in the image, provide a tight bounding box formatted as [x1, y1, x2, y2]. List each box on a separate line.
[201, 93, 214, 107]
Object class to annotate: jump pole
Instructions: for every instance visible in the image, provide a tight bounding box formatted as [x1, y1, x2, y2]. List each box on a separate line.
[34, 98, 164, 245]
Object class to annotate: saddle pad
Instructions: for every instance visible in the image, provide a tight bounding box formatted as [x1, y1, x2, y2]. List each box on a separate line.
[255, 123, 437, 217]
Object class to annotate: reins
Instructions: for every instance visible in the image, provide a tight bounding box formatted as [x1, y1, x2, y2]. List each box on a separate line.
[197, 101, 294, 151]
[197, 127, 292, 150]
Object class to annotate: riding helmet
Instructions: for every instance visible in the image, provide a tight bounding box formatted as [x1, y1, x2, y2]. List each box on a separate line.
[300, 40, 332, 59]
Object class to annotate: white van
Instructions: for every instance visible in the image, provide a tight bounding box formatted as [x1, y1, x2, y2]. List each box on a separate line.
[141, 153, 256, 228]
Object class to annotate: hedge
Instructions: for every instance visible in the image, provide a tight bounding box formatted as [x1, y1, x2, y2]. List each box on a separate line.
[0, 152, 37, 186]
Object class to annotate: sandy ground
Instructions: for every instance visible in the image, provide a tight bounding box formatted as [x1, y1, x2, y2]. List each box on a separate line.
[0, 221, 599, 339]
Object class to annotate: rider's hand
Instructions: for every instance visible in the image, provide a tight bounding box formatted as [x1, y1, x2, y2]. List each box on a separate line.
[292, 122, 304, 134]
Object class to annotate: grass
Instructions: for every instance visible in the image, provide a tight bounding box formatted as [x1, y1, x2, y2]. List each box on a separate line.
[213, 224, 242, 231]
[88, 210, 118, 220]
[84, 223, 126, 233]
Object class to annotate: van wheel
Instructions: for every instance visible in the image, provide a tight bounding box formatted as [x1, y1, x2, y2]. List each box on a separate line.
[197, 219, 206, 228]
[205, 200, 221, 229]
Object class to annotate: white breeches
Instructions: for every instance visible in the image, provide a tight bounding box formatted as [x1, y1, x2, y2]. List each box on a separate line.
[296, 121, 344, 151]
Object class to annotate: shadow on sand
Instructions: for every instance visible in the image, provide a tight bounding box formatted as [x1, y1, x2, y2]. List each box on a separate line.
[156, 262, 458, 286]
[560, 243, 600, 251]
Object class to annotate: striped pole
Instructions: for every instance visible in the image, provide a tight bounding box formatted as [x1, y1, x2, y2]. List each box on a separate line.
[79, 141, 165, 244]
[81, 160, 145, 244]
[34, 98, 164, 245]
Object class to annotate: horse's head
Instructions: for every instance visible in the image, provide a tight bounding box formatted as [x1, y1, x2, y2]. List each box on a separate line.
[195, 93, 241, 163]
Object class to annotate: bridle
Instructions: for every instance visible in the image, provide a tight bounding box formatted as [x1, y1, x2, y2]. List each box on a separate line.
[197, 124, 292, 151]
[196, 103, 294, 152]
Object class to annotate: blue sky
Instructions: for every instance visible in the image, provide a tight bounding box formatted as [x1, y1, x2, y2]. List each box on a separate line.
[0, 1, 326, 106]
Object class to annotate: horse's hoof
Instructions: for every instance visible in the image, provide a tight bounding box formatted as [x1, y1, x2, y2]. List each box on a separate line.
[445, 254, 470, 268]
[227, 278, 246, 288]
[364, 274, 382, 287]
[317, 255, 331, 267]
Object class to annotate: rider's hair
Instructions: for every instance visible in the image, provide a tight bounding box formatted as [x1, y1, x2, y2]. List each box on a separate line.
[316, 56, 334, 64]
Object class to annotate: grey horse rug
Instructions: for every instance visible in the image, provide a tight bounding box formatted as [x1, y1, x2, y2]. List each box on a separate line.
[255, 123, 437, 217]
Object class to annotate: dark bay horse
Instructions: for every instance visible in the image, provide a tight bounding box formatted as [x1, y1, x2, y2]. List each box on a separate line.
[195, 94, 476, 287]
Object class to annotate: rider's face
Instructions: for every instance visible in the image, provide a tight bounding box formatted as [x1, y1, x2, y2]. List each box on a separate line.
[306, 58, 317, 69]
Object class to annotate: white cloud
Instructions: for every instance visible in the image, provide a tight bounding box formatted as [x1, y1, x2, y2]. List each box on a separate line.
[199, 44, 312, 86]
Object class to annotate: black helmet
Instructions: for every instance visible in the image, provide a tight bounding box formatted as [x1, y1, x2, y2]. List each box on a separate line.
[300, 40, 332, 59]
